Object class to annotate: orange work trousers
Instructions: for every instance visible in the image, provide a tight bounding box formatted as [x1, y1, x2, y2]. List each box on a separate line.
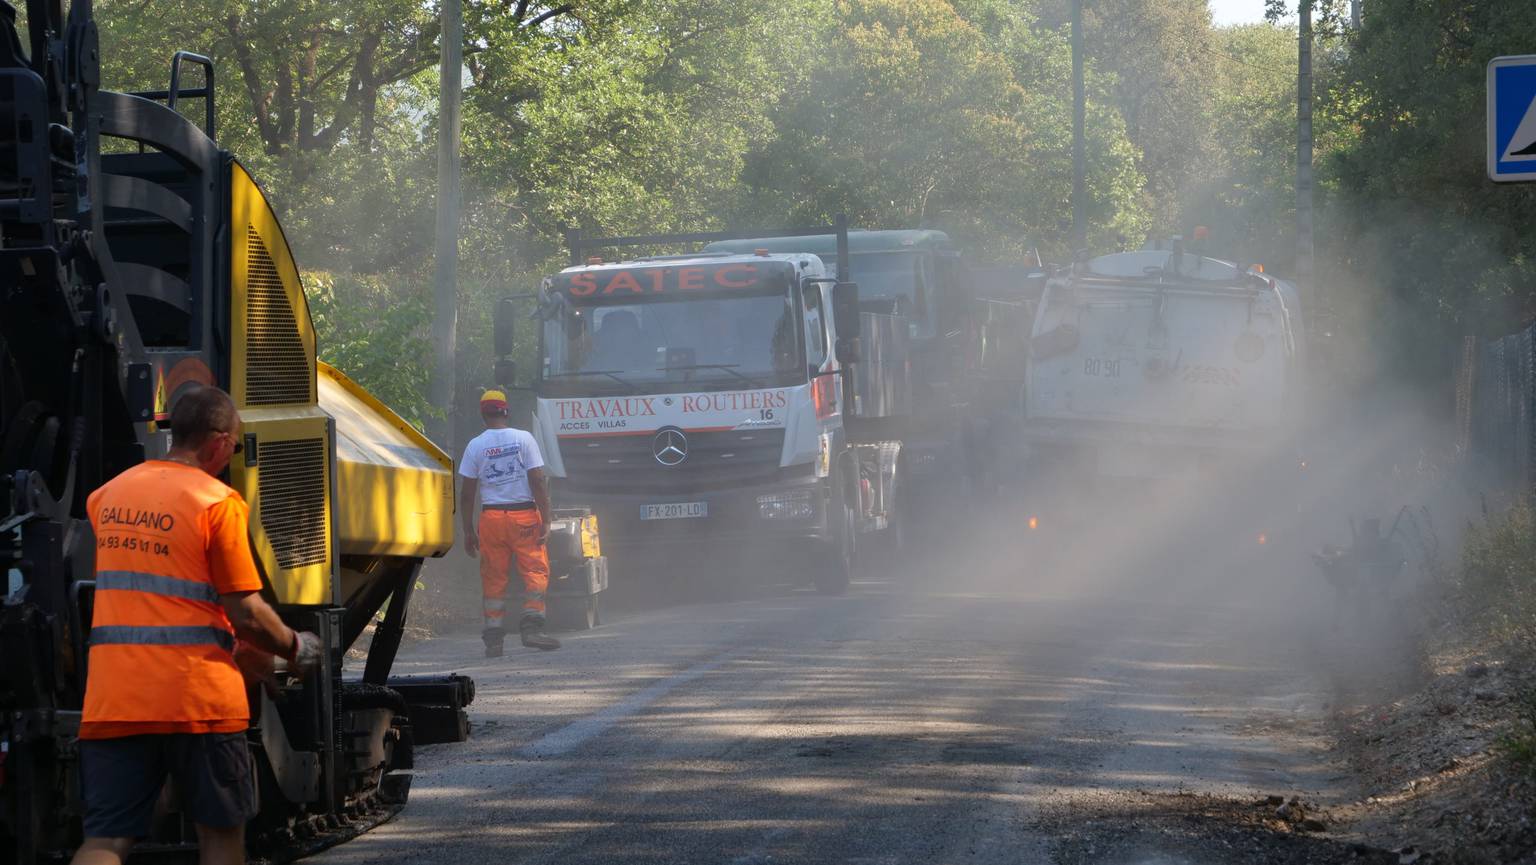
[478, 508, 549, 630]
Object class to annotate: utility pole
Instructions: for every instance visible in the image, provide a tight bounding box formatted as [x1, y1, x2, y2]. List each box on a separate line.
[1071, 0, 1087, 253]
[1351, 0, 1361, 29]
[1296, 0, 1316, 317]
[430, 0, 463, 447]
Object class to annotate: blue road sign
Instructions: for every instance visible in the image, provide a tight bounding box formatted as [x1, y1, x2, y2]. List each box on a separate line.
[1489, 56, 1536, 183]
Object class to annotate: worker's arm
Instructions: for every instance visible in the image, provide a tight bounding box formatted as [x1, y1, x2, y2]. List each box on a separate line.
[207, 495, 321, 675]
[459, 476, 480, 557]
[221, 591, 298, 659]
[530, 467, 551, 543]
[221, 593, 322, 678]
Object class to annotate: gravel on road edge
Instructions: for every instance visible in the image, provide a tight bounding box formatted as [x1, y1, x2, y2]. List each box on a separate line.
[1329, 645, 1536, 864]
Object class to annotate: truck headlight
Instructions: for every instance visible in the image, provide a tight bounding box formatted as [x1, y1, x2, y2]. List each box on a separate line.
[758, 489, 816, 520]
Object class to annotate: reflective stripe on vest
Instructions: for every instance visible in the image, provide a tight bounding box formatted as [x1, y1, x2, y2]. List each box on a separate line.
[91, 624, 235, 652]
[96, 570, 220, 604]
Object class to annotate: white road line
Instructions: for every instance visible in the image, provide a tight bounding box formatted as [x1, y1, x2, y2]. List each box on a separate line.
[518, 650, 737, 759]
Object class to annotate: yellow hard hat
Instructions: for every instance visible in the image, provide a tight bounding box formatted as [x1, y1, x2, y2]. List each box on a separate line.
[479, 389, 509, 412]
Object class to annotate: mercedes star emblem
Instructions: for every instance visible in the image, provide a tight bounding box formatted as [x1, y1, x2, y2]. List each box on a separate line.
[652, 428, 688, 467]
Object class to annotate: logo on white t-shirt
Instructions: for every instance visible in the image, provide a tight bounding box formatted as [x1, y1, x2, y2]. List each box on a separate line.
[483, 445, 525, 482]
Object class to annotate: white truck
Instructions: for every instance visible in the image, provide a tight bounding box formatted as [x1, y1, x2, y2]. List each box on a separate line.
[493, 221, 912, 594]
[1023, 247, 1304, 480]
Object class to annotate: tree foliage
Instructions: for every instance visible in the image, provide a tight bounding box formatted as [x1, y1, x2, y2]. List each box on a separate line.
[101, 0, 1505, 425]
[460, 0, 798, 274]
[307, 272, 436, 428]
[742, 0, 1145, 259]
[1034, 0, 1224, 234]
[1182, 23, 1300, 270]
[1319, 0, 1536, 378]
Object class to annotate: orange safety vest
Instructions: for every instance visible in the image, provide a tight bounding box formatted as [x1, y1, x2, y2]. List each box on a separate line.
[81, 461, 263, 739]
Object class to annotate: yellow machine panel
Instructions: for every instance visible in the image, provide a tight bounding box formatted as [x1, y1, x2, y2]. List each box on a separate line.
[229, 162, 317, 409]
[227, 161, 334, 605]
[226, 161, 454, 606]
[319, 363, 454, 559]
[229, 411, 335, 605]
[580, 513, 601, 559]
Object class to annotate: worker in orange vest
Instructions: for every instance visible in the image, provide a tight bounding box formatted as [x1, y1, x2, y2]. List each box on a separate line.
[459, 389, 559, 656]
[70, 386, 322, 865]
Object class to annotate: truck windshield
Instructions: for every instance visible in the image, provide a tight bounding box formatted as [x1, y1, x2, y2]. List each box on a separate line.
[541, 288, 804, 395]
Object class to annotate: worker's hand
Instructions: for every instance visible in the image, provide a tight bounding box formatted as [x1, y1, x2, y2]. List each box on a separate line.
[538, 521, 550, 545]
[464, 531, 479, 558]
[233, 641, 280, 697]
[287, 630, 324, 678]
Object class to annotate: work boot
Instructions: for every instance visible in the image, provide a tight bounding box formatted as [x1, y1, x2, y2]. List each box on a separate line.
[519, 616, 560, 652]
[482, 627, 505, 658]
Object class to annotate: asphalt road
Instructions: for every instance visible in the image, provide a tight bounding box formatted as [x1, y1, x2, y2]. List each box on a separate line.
[312, 520, 1397, 865]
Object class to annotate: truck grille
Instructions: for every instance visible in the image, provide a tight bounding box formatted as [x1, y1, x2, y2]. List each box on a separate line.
[557, 429, 787, 494]
[257, 437, 330, 569]
[244, 226, 313, 406]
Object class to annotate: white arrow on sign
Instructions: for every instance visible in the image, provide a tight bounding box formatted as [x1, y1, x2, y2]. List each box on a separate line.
[1503, 92, 1536, 162]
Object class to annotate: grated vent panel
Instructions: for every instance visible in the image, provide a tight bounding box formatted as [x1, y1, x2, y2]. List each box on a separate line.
[257, 437, 329, 570]
[244, 226, 312, 405]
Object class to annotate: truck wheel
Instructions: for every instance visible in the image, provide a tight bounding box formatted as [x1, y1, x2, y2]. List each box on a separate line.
[814, 501, 856, 596]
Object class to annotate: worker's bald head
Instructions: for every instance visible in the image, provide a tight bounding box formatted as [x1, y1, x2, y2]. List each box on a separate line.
[169, 385, 239, 450]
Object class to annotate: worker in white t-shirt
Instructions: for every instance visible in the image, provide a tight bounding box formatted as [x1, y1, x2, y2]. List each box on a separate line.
[458, 389, 559, 656]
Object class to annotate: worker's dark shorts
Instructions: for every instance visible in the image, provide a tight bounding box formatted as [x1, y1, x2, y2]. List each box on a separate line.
[80, 732, 256, 838]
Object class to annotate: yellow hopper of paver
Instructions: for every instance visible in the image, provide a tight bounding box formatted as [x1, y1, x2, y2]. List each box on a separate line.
[317, 362, 455, 646]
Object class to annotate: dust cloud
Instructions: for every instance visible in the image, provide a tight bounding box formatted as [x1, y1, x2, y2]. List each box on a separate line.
[875, 352, 1477, 709]
[436, 248, 1476, 722]
[572, 310, 1474, 714]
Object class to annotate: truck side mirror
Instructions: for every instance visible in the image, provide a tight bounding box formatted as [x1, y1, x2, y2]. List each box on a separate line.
[836, 337, 861, 365]
[832, 281, 861, 339]
[494, 298, 518, 356]
[494, 359, 517, 389]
